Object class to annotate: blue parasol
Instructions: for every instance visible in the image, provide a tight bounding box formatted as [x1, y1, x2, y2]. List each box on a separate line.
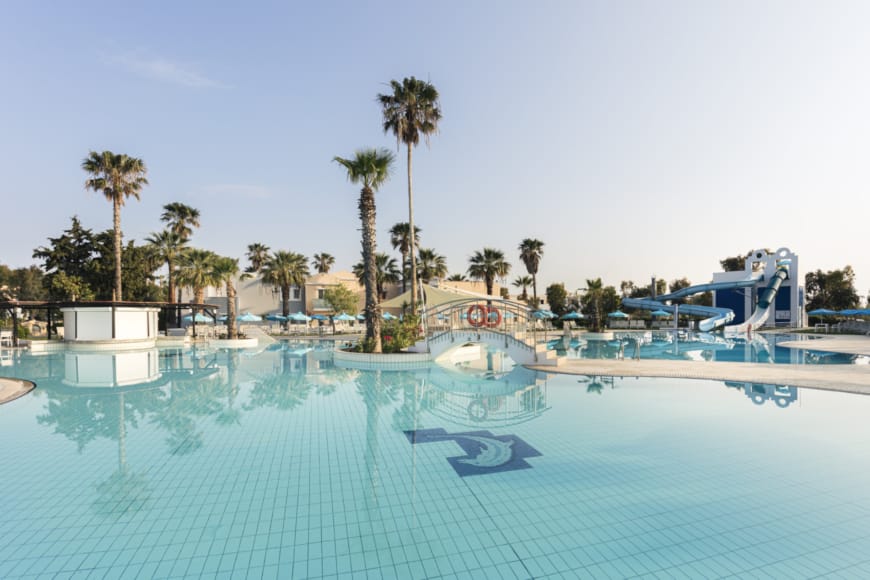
[237, 312, 263, 322]
[183, 312, 212, 323]
[808, 308, 838, 316]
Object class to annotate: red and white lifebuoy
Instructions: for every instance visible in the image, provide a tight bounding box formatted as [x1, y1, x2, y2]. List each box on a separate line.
[467, 304, 502, 328]
[467, 305, 487, 328]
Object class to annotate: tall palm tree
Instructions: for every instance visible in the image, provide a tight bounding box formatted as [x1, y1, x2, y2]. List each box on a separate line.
[211, 257, 240, 339]
[389, 222, 421, 292]
[145, 230, 185, 303]
[245, 243, 271, 274]
[513, 275, 533, 302]
[311, 253, 335, 274]
[467, 248, 511, 296]
[160, 203, 200, 241]
[176, 249, 218, 304]
[417, 248, 447, 284]
[334, 148, 395, 353]
[260, 251, 309, 317]
[379, 77, 441, 312]
[446, 273, 467, 282]
[518, 238, 545, 306]
[353, 253, 400, 300]
[82, 150, 149, 300]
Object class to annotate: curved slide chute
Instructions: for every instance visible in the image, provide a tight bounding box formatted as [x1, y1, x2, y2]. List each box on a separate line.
[622, 276, 762, 332]
[724, 264, 789, 336]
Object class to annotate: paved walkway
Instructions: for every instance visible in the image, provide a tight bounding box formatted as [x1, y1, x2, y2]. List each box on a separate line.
[0, 377, 35, 405]
[528, 334, 870, 395]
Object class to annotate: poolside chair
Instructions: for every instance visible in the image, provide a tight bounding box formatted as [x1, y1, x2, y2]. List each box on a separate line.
[0, 330, 13, 347]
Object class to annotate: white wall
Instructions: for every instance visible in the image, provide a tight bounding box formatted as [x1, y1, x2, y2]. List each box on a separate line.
[61, 306, 160, 341]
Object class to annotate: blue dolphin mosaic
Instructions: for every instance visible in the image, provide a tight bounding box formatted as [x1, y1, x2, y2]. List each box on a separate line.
[404, 428, 542, 477]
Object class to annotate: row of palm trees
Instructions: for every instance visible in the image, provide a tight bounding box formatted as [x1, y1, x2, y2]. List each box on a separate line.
[80, 75, 540, 354]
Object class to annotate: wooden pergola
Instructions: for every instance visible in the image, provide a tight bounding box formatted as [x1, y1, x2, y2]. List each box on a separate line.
[0, 300, 219, 347]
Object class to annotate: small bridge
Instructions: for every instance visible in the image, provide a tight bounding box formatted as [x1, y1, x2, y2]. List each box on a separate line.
[413, 298, 562, 366]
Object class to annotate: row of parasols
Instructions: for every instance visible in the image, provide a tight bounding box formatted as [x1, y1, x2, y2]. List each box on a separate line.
[182, 311, 388, 324]
[555, 309, 674, 320]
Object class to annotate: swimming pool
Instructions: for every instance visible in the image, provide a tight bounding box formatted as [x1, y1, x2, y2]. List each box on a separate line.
[2, 343, 870, 578]
[549, 332, 869, 365]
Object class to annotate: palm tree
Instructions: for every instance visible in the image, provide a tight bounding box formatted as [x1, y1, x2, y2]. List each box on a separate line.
[82, 150, 149, 300]
[378, 77, 442, 313]
[145, 230, 185, 303]
[160, 203, 200, 241]
[513, 275, 533, 302]
[582, 278, 605, 332]
[467, 248, 511, 296]
[353, 253, 400, 300]
[312, 253, 335, 274]
[417, 248, 447, 284]
[446, 273, 467, 282]
[334, 148, 395, 353]
[260, 251, 309, 317]
[176, 249, 218, 304]
[211, 257, 240, 339]
[389, 222, 421, 292]
[518, 238, 545, 306]
[245, 243, 271, 274]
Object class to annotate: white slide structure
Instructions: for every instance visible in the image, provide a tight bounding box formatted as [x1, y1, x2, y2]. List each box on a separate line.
[724, 263, 789, 336]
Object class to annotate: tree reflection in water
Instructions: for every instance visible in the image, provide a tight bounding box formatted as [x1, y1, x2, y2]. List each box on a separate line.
[245, 350, 312, 411]
[215, 351, 242, 427]
[357, 370, 400, 507]
[152, 374, 223, 455]
[38, 387, 165, 520]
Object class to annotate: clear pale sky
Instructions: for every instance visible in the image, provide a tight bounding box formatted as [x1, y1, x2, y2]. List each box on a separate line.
[2, 1, 869, 299]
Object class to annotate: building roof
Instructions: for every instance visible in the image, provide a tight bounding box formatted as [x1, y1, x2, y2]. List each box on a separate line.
[380, 284, 519, 310]
[306, 271, 359, 286]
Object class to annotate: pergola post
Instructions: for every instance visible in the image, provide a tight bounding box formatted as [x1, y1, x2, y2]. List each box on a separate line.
[11, 306, 19, 347]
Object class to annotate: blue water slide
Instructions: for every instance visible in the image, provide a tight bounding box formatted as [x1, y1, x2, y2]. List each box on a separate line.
[622, 277, 762, 332]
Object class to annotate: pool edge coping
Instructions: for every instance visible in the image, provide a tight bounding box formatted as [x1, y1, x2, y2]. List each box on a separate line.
[0, 377, 36, 405]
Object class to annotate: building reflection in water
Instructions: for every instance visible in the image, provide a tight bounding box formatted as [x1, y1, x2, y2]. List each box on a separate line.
[725, 381, 799, 408]
[417, 346, 550, 428]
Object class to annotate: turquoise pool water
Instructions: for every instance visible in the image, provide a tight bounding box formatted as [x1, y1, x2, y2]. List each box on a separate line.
[2, 343, 870, 578]
[550, 332, 869, 364]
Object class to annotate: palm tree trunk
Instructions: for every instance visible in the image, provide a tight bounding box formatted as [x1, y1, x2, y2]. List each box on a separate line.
[486, 274, 494, 296]
[113, 197, 123, 301]
[407, 144, 418, 313]
[227, 280, 237, 339]
[401, 251, 408, 293]
[532, 275, 538, 306]
[167, 258, 176, 326]
[195, 288, 204, 305]
[281, 286, 290, 317]
[167, 259, 175, 304]
[360, 187, 382, 352]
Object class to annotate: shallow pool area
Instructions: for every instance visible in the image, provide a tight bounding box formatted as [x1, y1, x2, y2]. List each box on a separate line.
[550, 332, 869, 365]
[2, 343, 870, 578]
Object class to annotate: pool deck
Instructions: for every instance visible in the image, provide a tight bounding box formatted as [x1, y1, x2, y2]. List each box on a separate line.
[528, 335, 870, 395]
[0, 377, 35, 405]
